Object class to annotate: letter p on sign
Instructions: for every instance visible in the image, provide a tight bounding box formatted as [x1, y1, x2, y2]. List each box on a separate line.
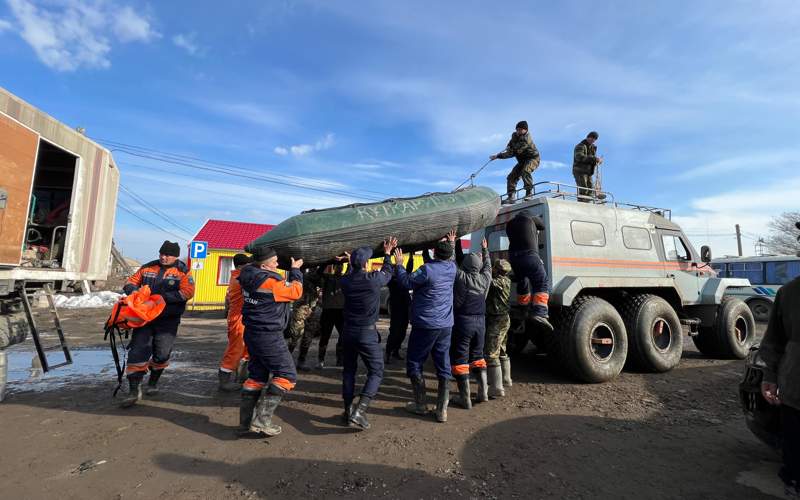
[191, 241, 208, 259]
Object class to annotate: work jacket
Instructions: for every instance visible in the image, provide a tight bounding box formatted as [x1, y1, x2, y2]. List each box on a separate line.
[573, 139, 599, 175]
[497, 131, 540, 165]
[453, 249, 492, 317]
[124, 260, 195, 317]
[341, 255, 394, 328]
[760, 276, 800, 410]
[396, 257, 456, 329]
[239, 264, 303, 333]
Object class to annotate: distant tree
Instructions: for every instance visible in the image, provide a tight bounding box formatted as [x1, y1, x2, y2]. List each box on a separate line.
[764, 211, 800, 255]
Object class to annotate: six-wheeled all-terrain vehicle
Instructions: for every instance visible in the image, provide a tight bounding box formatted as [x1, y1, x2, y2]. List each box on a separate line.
[470, 182, 757, 383]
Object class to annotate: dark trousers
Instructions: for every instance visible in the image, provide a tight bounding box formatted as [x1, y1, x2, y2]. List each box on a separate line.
[319, 308, 344, 362]
[386, 301, 410, 354]
[450, 314, 486, 374]
[342, 325, 385, 401]
[509, 249, 549, 317]
[782, 405, 800, 485]
[573, 172, 594, 202]
[506, 159, 537, 196]
[406, 326, 452, 380]
[127, 314, 181, 372]
[244, 327, 297, 386]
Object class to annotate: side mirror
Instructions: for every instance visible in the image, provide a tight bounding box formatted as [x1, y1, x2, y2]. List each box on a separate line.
[701, 245, 712, 263]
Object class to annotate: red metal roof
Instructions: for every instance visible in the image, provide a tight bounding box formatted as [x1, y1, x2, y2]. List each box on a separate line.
[193, 219, 274, 251]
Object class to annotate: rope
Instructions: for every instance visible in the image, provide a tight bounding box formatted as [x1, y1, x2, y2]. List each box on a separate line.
[454, 159, 494, 191]
[103, 303, 130, 397]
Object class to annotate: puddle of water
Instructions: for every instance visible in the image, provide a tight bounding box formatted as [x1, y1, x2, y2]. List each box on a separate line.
[4, 347, 184, 393]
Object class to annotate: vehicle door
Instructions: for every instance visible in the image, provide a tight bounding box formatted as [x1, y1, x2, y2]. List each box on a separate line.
[657, 230, 702, 303]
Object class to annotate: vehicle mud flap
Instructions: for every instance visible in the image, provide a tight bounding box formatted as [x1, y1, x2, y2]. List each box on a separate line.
[620, 294, 683, 373]
[555, 295, 628, 383]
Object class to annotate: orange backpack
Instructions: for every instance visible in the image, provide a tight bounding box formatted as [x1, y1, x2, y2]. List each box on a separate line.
[107, 285, 166, 330]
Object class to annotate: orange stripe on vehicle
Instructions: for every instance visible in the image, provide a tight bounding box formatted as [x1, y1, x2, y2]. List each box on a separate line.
[533, 292, 549, 306]
[470, 359, 487, 369]
[271, 377, 296, 391]
[452, 364, 470, 375]
[243, 379, 266, 390]
[517, 294, 532, 305]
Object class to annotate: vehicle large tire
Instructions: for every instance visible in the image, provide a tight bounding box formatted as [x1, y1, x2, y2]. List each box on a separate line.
[747, 298, 772, 323]
[620, 294, 683, 373]
[692, 297, 756, 359]
[555, 295, 628, 383]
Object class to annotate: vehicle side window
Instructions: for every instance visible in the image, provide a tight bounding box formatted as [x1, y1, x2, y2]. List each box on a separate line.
[711, 263, 727, 277]
[487, 229, 509, 252]
[571, 221, 606, 247]
[729, 262, 763, 283]
[765, 261, 800, 285]
[622, 226, 652, 250]
[662, 235, 689, 261]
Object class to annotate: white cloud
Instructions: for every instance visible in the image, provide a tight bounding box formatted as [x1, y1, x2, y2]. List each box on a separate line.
[113, 5, 158, 43]
[541, 160, 567, 169]
[172, 32, 200, 56]
[673, 150, 797, 180]
[276, 133, 336, 157]
[6, 0, 157, 72]
[195, 99, 285, 128]
[0, 18, 12, 32]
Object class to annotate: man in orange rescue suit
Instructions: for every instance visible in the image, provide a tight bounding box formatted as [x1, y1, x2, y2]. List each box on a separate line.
[238, 246, 303, 438]
[218, 253, 253, 392]
[121, 241, 195, 407]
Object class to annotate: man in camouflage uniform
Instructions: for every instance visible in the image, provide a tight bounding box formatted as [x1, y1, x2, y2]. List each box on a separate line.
[572, 131, 603, 202]
[286, 266, 323, 371]
[491, 120, 541, 204]
[485, 259, 512, 398]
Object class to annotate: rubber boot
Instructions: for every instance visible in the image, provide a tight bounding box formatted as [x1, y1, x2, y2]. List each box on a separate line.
[296, 356, 309, 371]
[120, 373, 144, 408]
[342, 398, 353, 425]
[249, 385, 284, 437]
[487, 361, 505, 398]
[435, 377, 450, 423]
[500, 356, 513, 388]
[145, 368, 163, 396]
[348, 395, 372, 430]
[473, 367, 489, 403]
[502, 192, 516, 205]
[236, 359, 249, 384]
[523, 189, 533, 200]
[531, 315, 554, 333]
[237, 388, 260, 436]
[405, 374, 428, 415]
[220, 369, 242, 392]
[451, 374, 472, 409]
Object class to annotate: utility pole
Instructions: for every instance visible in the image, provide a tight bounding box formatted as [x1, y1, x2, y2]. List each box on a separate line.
[735, 224, 743, 256]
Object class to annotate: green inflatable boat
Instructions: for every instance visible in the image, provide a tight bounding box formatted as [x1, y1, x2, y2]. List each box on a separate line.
[245, 186, 500, 266]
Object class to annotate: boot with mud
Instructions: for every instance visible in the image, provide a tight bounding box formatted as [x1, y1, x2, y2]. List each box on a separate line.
[237, 388, 260, 436]
[405, 374, 429, 415]
[502, 192, 516, 205]
[473, 367, 489, 403]
[530, 314, 554, 333]
[342, 398, 353, 425]
[218, 369, 241, 392]
[236, 359, 249, 384]
[249, 385, 285, 437]
[500, 355, 513, 388]
[348, 395, 372, 430]
[450, 374, 472, 409]
[145, 368, 164, 396]
[120, 372, 144, 408]
[487, 360, 505, 398]
[435, 377, 450, 423]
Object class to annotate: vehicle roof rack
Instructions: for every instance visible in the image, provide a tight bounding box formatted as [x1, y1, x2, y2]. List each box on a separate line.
[500, 181, 672, 220]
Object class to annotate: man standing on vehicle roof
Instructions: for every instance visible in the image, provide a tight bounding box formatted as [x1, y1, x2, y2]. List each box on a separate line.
[121, 241, 195, 407]
[573, 131, 603, 203]
[506, 211, 553, 332]
[339, 237, 398, 430]
[237, 246, 303, 438]
[218, 253, 253, 392]
[760, 221, 800, 496]
[490, 120, 541, 205]
[394, 230, 458, 423]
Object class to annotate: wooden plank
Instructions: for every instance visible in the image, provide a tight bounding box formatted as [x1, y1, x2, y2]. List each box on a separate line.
[0, 113, 38, 266]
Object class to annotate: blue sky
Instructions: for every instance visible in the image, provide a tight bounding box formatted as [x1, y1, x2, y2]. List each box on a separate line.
[2, 0, 799, 261]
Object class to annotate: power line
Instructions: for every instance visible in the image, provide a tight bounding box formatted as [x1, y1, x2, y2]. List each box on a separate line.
[117, 201, 189, 242]
[98, 138, 392, 201]
[119, 184, 194, 236]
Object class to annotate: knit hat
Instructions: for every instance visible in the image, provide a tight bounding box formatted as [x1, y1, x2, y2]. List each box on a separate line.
[159, 240, 180, 257]
[251, 246, 277, 262]
[587, 131, 599, 139]
[233, 253, 253, 267]
[434, 240, 454, 260]
[493, 258, 511, 276]
[350, 246, 373, 269]
[515, 120, 528, 131]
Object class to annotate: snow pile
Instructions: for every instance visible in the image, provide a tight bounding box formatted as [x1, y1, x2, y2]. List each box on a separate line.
[52, 291, 122, 309]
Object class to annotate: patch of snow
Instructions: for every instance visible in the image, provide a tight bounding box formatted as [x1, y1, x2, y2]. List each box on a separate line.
[52, 291, 121, 309]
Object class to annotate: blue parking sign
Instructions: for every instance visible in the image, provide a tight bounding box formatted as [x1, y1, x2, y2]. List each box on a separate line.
[190, 241, 208, 259]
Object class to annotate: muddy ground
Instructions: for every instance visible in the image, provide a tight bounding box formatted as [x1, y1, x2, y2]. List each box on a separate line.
[0, 308, 786, 499]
